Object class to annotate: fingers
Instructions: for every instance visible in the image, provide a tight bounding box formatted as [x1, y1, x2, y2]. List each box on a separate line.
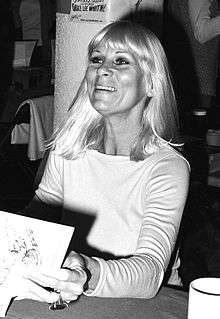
[20, 252, 88, 303]
[15, 278, 60, 303]
[16, 276, 80, 303]
[24, 267, 87, 302]
[63, 251, 85, 270]
[25, 268, 85, 288]
[25, 268, 69, 287]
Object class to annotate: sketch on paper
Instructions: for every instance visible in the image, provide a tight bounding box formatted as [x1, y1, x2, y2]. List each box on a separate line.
[0, 221, 41, 277]
[0, 211, 75, 316]
[0, 211, 74, 270]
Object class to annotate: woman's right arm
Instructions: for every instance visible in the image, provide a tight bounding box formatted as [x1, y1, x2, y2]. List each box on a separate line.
[21, 152, 64, 222]
[188, 0, 220, 43]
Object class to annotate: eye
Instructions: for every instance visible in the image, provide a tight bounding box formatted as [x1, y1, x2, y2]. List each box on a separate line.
[114, 57, 130, 65]
[89, 56, 103, 64]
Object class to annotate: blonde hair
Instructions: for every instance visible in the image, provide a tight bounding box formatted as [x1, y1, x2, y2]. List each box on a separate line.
[49, 20, 182, 161]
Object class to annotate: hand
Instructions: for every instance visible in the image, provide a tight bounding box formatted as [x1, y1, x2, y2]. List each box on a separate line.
[19, 252, 87, 303]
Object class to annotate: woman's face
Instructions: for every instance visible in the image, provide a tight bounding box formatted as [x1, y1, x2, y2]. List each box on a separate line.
[86, 43, 147, 120]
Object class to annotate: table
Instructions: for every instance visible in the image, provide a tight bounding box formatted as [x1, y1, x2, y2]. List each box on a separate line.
[4, 287, 188, 319]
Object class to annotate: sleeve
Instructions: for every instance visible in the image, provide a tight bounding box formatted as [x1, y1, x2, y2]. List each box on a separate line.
[188, 0, 220, 43]
[84, 155, 190, 299]
[20, 152, 64, 221]
[35, 151, 64, 206]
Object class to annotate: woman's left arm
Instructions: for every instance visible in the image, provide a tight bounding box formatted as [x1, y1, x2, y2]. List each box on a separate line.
[79, 155, 190, 299]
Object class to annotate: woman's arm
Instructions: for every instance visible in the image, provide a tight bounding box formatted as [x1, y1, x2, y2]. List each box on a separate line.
[67, 155, 190, 299]
[188, 0, 220, 43]
[16, 153, 87, 303]
[21, 151, 64, 221]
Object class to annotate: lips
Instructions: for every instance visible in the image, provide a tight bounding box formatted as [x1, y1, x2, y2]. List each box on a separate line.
[95, 85, 117, 92]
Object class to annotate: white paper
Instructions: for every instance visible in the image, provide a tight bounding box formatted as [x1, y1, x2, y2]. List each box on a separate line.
[188, 278, 220, 319]
[0, 211, 74, 317]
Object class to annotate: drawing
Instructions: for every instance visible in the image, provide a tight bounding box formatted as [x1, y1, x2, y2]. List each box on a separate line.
[0, 211, 74, 316]
[0, 219, 40, 274]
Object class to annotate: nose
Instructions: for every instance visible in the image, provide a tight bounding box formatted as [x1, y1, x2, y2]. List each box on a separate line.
[97, 61, 113, 76]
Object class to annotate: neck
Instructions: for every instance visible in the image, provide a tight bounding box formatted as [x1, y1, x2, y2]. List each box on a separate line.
[103, 119, 140, 156]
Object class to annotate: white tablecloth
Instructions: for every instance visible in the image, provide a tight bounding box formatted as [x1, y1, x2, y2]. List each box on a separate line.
[11, 95, 54, 160]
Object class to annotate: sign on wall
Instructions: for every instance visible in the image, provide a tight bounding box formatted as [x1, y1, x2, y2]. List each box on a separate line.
[70, 0, 107, 22]
[69, 0, 131, 23]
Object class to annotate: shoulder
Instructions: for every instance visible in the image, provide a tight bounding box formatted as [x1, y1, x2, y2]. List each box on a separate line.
[150, 146, 190, 170]
[48, 150, 90, 168]
[144, 147, 190, 200]
[145, 146, 190, 183]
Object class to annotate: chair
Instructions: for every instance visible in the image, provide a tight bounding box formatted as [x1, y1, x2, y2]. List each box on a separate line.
[11, 95, 54, 161]
[0, 102, 41, 211]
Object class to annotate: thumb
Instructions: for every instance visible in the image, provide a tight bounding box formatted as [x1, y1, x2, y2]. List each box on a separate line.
[63, 251, 85, 270]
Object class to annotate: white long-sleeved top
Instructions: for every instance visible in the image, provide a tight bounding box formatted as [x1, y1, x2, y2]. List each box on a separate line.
[35, 146, 190, 299]
[188, 0, 220, 43]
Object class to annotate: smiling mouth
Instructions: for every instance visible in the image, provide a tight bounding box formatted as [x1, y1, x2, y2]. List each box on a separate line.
[95, 85, 117, 92]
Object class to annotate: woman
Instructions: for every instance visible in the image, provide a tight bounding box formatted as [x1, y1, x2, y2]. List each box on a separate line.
[19, 21, 190, 303]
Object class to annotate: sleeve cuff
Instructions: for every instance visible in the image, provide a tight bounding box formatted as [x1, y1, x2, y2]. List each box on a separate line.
[83, 257, 106, 297]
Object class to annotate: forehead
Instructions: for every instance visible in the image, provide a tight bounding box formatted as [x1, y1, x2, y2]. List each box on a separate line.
[90, 33, 134, 52]
[92, 43, 131, 55]
[91, 38, 140, 60]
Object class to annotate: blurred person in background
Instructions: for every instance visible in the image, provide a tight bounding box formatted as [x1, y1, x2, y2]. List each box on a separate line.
[164, 0, 219, 113]
[188, 0, 220, 109]
[18, 0, 55, 66]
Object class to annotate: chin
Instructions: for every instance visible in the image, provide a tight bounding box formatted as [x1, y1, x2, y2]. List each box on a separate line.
[92, 102, 113, 113]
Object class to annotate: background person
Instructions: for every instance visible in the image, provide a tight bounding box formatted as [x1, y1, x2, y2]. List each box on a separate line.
[188, 0, 220, 44]
[188, 0, 220, 109]
[164, 0, 219, 122]
[18, 0, 55, 66]
[17, 21, 190, 304]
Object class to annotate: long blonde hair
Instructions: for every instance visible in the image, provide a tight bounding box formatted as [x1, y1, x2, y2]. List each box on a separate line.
[49, 20, 181, 161]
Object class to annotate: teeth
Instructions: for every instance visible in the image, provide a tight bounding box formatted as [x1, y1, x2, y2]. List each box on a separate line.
[96, 85, 116, 92]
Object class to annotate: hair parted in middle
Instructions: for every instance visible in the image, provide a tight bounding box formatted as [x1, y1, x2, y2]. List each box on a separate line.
[49, 20, 181, 161]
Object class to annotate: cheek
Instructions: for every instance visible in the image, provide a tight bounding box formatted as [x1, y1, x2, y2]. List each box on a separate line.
[138, 77, 147, 97]
[123, 73, 146, 99]
[120, 73, 136, 89]
[120, 70, 145, 90]
[135, 71, 147, 95]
